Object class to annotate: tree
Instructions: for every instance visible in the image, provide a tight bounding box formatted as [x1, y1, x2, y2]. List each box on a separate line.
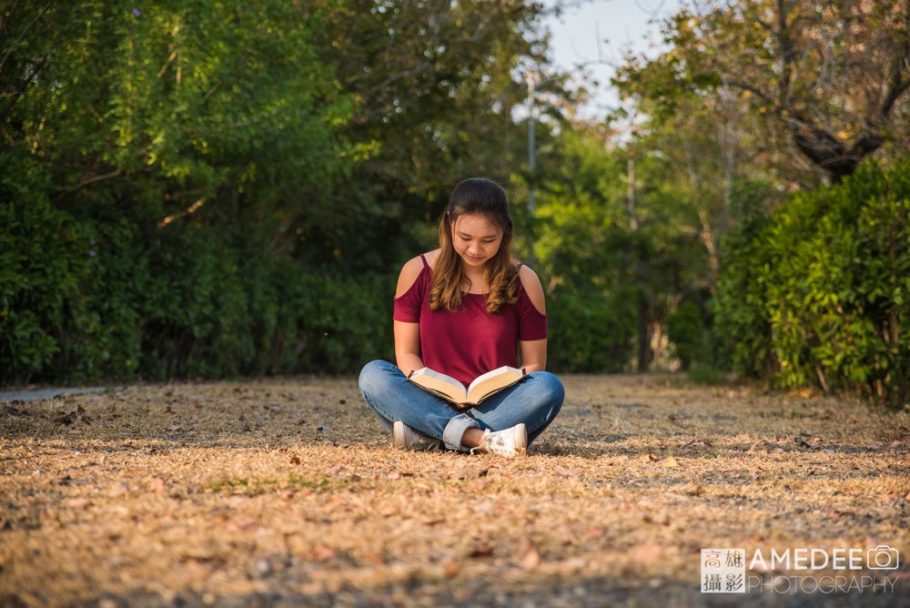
[303, 0, 574, 270]
[619, 0, 910, 183]
[0, 1, 357, 381]
[533, 125, 711, 372]
[1, 1, 352, 236]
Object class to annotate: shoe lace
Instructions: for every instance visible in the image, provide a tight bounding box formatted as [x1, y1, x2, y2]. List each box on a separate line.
[412, 435, 439, 449]
[470, 429, 515, 456]
[401, 422, 440, 450]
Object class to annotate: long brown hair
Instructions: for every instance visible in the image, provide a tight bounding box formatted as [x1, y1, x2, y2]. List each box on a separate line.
[429, 178, 519, 313]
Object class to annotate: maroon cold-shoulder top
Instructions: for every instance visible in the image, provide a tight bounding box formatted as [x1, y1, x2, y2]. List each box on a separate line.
[392, 254, 547, 386]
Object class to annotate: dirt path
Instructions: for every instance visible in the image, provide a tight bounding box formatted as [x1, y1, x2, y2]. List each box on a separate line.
[1, 374, 908, 606]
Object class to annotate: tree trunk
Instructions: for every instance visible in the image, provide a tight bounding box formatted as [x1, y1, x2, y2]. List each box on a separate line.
[637, 296, 650, 373]
[791, 125, 883, 183]
[628, 155, 651, 372]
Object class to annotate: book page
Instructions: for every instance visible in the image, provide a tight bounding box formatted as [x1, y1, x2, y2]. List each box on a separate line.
[465, 366, 523, 404]
[409, 368, 468, 403]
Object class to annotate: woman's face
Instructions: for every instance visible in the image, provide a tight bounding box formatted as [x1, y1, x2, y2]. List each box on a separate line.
[450, 213, 503, 269]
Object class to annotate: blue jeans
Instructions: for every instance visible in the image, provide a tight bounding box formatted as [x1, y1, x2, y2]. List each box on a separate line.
[358, 360, 564, 452]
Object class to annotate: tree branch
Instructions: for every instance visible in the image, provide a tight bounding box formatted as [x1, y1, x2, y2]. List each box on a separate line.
[0, 1, 52, 79]
[56, 169, 122, 194]
[0, 53, 48, 123]
[876, 15, 910, 121]
[774, 0, 795, 108]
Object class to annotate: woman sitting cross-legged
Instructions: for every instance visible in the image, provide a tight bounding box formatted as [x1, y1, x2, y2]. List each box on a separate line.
[358, 177, 564, 457]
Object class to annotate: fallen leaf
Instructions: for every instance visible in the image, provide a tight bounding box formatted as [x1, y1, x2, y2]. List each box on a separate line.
[521, 547, 541, 570]
[456, 466, 489, 480]
[630, 542, 663, 563]
[108, 482, 129, 497]
[442, 559, 461, 578]
[312, 544, 336, 561]
[467, 543, 495, 558]
[585, 528, 606, 540]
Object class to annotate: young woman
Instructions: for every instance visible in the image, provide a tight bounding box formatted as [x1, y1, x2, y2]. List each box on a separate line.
[358, 178, 564, 457]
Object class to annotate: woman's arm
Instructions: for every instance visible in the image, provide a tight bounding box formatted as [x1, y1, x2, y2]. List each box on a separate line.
[393, 256, 426, 375]
[394, 321, 424, 375]
[519, 339, 547, 373]
[518, 265, 548, 372]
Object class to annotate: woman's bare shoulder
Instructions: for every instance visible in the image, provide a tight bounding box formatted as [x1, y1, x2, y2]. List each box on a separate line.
[517, 264, 546, 314]
[395, 250, 439, 297]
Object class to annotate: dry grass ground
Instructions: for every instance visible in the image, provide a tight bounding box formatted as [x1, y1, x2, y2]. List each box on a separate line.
[1, 374, 909, 607]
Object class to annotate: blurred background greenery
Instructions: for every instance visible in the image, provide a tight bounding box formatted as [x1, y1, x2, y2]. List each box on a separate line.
[1, 1, 908, 407]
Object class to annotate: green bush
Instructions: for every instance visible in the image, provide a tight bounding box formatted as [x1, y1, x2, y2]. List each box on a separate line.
[713, 212, 774, 377]
[0, 185, 394, 384]
[666, 300, 704, 371]
[687, 362, 727, 385]
[715, 161, 910, 406]
[0, 0, 391, 384]
[548, 289, 636, 372]
[0, 158, 93, 381]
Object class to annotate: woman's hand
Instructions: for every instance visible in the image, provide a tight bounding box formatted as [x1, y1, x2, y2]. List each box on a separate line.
[452, 402, 473, 411]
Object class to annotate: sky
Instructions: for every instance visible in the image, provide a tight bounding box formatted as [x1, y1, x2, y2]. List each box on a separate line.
[543, 0, 683, 120]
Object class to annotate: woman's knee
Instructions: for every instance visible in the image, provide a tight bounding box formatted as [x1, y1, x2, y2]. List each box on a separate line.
[530, 371, 565, 412]
[358, 359, 398, 395]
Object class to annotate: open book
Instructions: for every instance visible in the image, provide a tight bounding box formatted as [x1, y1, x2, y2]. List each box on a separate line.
[408, 365, 526, 406]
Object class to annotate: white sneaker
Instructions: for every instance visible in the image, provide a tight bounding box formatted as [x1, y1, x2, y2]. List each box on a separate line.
[470, 423, 528, 457]
[393, 420, 443, 451]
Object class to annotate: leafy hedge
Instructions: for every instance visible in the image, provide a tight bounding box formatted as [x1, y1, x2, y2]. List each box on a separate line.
[0, 191, 394, 384]
[0, 2, 400, 385]
[714, 161, 910, 406]
[547, 289, 636, 372]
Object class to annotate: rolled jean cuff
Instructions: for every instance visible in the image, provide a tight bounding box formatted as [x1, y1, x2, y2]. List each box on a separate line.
[443, 413, 480, 452]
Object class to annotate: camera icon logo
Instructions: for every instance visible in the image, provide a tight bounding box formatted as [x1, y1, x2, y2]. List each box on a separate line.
[867, 545, 900, 570]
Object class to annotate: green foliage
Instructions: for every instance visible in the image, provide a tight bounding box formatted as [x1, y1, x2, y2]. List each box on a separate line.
[0, 193, 394, 384]
[548, 290, 635, 372]
[303, 0, 564, 273]
[713, 212, 774, 376]
[615, 2, 910, 183]
[687, 363, 727, 385]
[532, 126, 712, 372]
[0, 161, 86, 380]
[666, 300, 704, 371]
[715, 161, 910, 406]
[0, 1, 404, 384]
